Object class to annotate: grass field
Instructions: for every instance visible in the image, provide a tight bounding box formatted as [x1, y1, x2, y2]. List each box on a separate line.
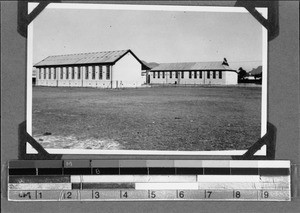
[32, 86, 261, 151]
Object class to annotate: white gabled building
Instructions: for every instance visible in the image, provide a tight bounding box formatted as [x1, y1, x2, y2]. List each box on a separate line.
[149, 59, 237, 85]
[34, 49, 149, 88]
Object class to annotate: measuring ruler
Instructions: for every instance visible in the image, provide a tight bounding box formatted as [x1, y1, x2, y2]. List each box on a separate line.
[8, 160, 291, 201]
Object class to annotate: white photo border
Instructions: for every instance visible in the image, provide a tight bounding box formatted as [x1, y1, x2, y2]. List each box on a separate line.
[26, 3, 268, 156]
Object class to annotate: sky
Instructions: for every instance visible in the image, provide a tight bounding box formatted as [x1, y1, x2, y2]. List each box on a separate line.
[31, 4, 264, 71]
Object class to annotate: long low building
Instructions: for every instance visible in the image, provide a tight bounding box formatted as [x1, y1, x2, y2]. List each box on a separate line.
[149, 59, 237, 85]
[34, 49, 149, 88]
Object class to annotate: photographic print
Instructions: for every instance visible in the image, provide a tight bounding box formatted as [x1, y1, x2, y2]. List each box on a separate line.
[27, 3, 267, 155]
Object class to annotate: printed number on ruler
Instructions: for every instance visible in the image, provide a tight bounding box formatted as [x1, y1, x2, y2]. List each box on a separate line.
[205, 190, 213, 199]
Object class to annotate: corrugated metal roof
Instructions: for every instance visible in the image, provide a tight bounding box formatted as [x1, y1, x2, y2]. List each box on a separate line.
[151, 61, 235, 71]
[34, 49, 130, 67]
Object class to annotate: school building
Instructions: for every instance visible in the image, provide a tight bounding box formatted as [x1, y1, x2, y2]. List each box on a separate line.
[149, 59, 237, 85]
[33, 49, 149, 88]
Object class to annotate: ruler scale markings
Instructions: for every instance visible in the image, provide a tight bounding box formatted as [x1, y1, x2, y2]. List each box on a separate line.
[148, 190, 177, 199]
[36, 190, 61, 200]
[120, 190, 149, 199]
[7, 160, 292, 201]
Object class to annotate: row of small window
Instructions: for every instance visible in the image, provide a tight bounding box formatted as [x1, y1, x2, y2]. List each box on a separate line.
[38, 66, 111, 80]
[152, 71, 222, 79]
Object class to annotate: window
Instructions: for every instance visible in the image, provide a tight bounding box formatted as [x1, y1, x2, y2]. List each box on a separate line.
[194, 71, 197, 79]
[92, 66, 95, 79]
[200, 71, 202, 79]
[66, 67, 69, 79]
[85, 66, 89, 79]
[49, 68, 51, 79]
[207, 71, 210, 79]
[189, 71, 192, 79]
[153, 72, 156, 78]
[106, 66, 110, 80]
[54, 68, 57, 79]
[71, 67, 75, 79]
[99, 66, 103, 79]
[44, 68, 47, 79]
[181, 71, 184, 78]
[175, 71, 178, 78]
[77, 67, 81, 79]
[158, 71, 160, 78]
[219, 71, 222, 79]
[39, 69, 42, 79]
[162, 72, 165, 78]
[60, 68, 63, 79]
[213, 71, 216, 79]
[170, 71, 172, 78]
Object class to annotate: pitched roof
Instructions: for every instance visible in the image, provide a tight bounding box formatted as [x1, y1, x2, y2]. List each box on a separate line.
[151, 61, 235, 71]
[34, 49, 149, 69]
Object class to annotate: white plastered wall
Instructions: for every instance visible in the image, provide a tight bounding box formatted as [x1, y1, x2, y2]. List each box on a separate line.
[113, 52, 144, 88]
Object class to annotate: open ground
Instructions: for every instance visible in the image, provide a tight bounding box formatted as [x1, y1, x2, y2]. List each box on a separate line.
[32, 86, 261, 151]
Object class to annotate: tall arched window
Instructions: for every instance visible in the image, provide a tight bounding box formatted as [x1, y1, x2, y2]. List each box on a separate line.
[92, 66, 95, 79]
[60, 68, 64, 79]
[44, 68, 47, 79]
[54, 68, 57, 79]
[77, 67, 81, 79]
[71, 67, 75, 79]
[66, 67, 69, 79]
[106, 66, 110, 80]
[85, 66, 89, 79]
[99, 66, 103, 79]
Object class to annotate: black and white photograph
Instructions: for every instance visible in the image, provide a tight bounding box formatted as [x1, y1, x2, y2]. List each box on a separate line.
[2, 1, 300, 211]
[27, 3, 267, 155]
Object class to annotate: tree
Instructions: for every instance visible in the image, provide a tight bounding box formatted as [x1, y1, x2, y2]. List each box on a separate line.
[238, 67, 247, 81]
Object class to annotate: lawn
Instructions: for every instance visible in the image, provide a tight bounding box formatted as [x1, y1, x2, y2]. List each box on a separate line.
[32, 86, 262, 151]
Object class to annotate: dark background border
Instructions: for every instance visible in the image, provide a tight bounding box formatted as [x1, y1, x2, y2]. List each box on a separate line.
[1, 1, 299, 212]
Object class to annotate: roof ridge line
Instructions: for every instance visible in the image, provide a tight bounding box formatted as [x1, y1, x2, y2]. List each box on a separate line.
[47, 49, 130, 58]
